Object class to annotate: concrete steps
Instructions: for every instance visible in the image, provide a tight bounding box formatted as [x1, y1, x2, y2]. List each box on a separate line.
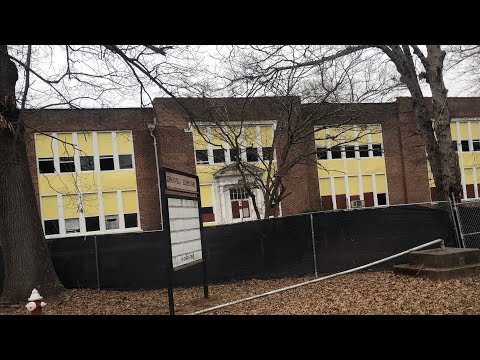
[393, 247, 480, 280]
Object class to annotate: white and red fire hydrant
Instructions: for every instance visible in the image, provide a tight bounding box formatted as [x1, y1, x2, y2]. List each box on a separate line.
[25, 288, 46, 315]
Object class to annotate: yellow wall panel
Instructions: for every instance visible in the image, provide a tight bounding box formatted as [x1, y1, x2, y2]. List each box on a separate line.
[476, 168, 480, 185]
[38, 174, 77, 195]
[116, 131, 133, 155]
[345, 159, 359, 175]
[103, 192, 118, 215]
[261, 126, 273, 147]
[210, 127, 225, 149]
[328, 128, 341, 146]
[318, 159, 345, 176]
[370, 124, 382, 143]
[459, 122, 469, 140]
[342, 128, 356, 145]
[97, 132, 113, 155]
[348, 176, 359, 195]
[197, 165, 217, 184]
[362, 175, 373, 193]
[360, 158, 386, 174]
[79, 173, 98, 193]
[465, 168, 474, 185]
[82, 193, 99, 216]
[334, 177, 346, 195]
[315, 128, 327, 147]
[376, 174, 387, 193]
[36, 134, 54, 158]
[471, 121, 480, 140]
[200, 185, 213, 207]
[450, 123, 458, 141]
[62, 194, 79, 218]
[427, 161, 436, 187]
[100, 171, 137, 191]
[193, 128, 208, 150]
[462, 153, 480, 168]
[77, 132, 94, 156]
[122, 190, 138, 214]
[244, 126, 258, 148]
[57, 133, 74, 157]
[356, 125, 370, 145]
[319, 178, 331, 196]
[41, 196, 58, 220]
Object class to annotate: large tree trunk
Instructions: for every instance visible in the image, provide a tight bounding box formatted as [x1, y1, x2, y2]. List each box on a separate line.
[0, 45, 63, 304]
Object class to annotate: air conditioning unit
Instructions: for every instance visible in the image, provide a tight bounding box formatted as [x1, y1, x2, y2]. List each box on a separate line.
[350, 200, 365, 208]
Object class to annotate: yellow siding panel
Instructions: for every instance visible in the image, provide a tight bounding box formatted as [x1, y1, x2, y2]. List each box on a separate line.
[471, 122, 480, 140]
[200, 185, 213, 207]
[82, 193, 99, 216]
[328, 128, 341, 146]
[376, 174, 387, 193]
[193, 128, 208, 150]
[78, 173, 98, 193]
[100, 171, 137, 191]
[116, 131, 133, 155]
[345, 159, 359, 175]
[62, 194, 79, 218]
[360, 158, 386, 174]
[476, 168, 480, 185]
[38, 174, 77, 195]
[57, 133, 74, 157]
[461, 153, 480, 168]
[427, 162, 436, 187]
[334, 177, 346, 195]
[261, 126, 273, 147]
[451, 123, 457, 141]
[36, 133, 54, 158]
[319, 178, 331, 196]
[362, 175, 373, 193]
[465, 168, 474, 185]
[197, 165, 217, 184]
[97, 132, 113, 155]
[348, 176, 359, 195]
[210, 127, 225, 149]
[342, 128, 356, 145]
[318, 159, 345, 176]
[459, 122, 469, 140]
[244, 126, 258, 148]
[77, 132, 94, 156]
[356, 125, 370, 145]
[103, 192, 118, 215]
[315, 128, 327, 147]
[370, 124, 382, 143]
[41, 196, 58, 220]
[122, 190, 138, 214]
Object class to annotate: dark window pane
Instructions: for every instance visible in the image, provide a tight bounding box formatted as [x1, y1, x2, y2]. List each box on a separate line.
[85, 216, 100, 232]
[230, 148, 239, 162]
[39, 159, 55, 174]
[372, 144, 382, 157]
[195, 150, 209, 164]
[345, 146, 356, 158]
[246, 147, 258, 162]
[473, 140, 480, 151]
[316, 147, 327, 160]
[359, 145, 369, 157]
[105, 215, 119, 230]
[213, 149, 225, 163]
[119, 154, 133, 169]
[452, 141, 458, 151]
[331, 147, 342, 159]
[44, 220, 59, 235]
[80, 156, 95, 171]
[59, 157, 75, 173]
[201, 207, 214, 215]
[263, 147, 274, 161]
[377, 193, 387, 205]
[65, 218, 80, 233]
[100, 156, 115, 171]
[124, 213, 138, 228]
[461, 140, 470, 152]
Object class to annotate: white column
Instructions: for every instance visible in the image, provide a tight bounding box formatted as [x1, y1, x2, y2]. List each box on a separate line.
[256, 125, 263, 160]
[367, 125, 373, 158]
[112, 131, 120, 170]
[474, 167, 479, 199]
[468, 121, 473, 151]
[52, 132, 60, 173]
[117, 190, 125, 229]
[330, 176, 337, 210]
[57, 194, 66, 236]
[372, 174, 378, 207]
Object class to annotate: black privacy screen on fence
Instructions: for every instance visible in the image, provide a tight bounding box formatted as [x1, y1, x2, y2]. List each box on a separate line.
[0, 204, 455, 292]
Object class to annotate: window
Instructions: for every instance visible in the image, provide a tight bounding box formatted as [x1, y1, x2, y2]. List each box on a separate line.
[213, 149, 225, 163]
[230, 148, 239, 162]
[60, 157, 75, 173]
[85, 216, 100, 232]
[331, 147, 342, 159]
[105, 215, 119, 230]
[39, 158, 55, 174]
[195, 150, 209, 164]
[359, 145, 369, 158]
[246, 147, 258, 162]
[461, 140, 470, 152]
[263, 147, 274, 161]
[44, 220, 59, 235]
[124, 213, 138, 228]
[345, 146, 356, 158]
[80, 156, 95, 171]
[201, 207, 215, 222]
[230, 187, 249, 200]
[452, 141, 458, 152]
[65, 218, 80, 234]
[100, 155, 115, 170]
[473, 140, 480, 151]
[119, 154, 133, 169]
[316, 147, 328, 160]
[377, 193, 387, 206]
[372, 144, 382, 157]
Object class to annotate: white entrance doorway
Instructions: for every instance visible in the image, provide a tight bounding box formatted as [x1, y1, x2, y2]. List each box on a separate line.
[227, 186, 253, 223]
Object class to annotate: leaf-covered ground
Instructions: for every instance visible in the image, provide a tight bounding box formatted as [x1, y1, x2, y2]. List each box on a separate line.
[2, 271, 480, 315]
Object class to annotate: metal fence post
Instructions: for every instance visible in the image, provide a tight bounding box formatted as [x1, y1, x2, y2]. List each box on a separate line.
[310, 213, 318, 278]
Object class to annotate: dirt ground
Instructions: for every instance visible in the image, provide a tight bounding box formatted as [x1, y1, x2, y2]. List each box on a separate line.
[2, 271, 480, 315]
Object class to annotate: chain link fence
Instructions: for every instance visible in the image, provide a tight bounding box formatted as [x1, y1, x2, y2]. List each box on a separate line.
[454, 199, 480, 248]
[0, 202, 456, 292]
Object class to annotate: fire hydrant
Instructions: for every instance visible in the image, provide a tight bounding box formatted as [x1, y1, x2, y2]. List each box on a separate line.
[25, 288, 46, 315]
